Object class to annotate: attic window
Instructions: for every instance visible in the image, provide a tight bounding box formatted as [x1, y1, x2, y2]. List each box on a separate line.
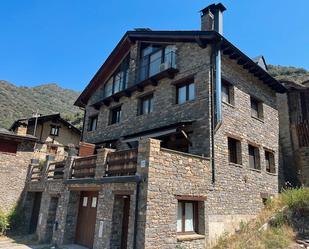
[50, 125, 60, 136]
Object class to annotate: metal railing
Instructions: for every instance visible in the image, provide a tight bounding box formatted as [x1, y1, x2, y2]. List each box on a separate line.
[105, 148, 138, 176]
[102, 51, 177, 99]
[70, 155, 97, 179]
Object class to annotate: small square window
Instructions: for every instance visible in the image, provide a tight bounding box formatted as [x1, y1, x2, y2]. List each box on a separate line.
[110, 106, 122, 125]
[176, 82, 195, 104]
[177, 201, 198, 234]
[50, 126, 59, 136]
[265, 150, 275, 173]
[251, 97, 263, 119]
[88, 115, 98, 131]
[139, 94, 153, 115]
[248, 144, 260, 170]
[228, 137, 242, 165]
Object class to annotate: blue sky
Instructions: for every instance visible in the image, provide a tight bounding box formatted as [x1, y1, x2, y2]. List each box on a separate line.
[0, 0, 308, 91]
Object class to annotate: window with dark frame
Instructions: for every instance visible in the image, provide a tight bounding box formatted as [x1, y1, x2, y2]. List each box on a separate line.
[265, 150, 275, 173]
[248, 144, 260, 170]
[177, 200, 198, 234]
[222, 80, 233, 105]
[139, 94, 153, 115]
[176, 82, 195, 104]
[110, 106, 122, 125]
[88, 115, 98, 131]
[50, 125, 60, 136]
[250, 97, 263, 119]
[228, 137, 241, 164]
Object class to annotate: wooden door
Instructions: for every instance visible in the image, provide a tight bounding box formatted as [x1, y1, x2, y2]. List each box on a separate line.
[29, 192, 42, 234]
[75, 191, 98, 249]
[120, 196, 130, 249]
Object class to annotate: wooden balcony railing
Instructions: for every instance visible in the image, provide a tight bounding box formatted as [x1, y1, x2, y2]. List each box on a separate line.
[296, 121, 309, 147]
[105, 148, 138, 176]
[47, 161, 65, 180]
[70, 155, 97, 179]
[30, 165, 43, 181]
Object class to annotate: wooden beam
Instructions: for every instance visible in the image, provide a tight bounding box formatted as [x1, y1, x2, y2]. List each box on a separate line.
[136, 85, 144, 92]
[223, 48, 233, 55]
[195, 36, 207, 48]
[237, 59, 246, 65]
[150, 78, 158, 86]
[229, 53, 240, 60]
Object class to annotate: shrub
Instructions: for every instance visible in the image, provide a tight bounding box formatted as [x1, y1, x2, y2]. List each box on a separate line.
[7, 204, 26, 234]
[281, 187, 309, 210]
[0, 209, 9, 235]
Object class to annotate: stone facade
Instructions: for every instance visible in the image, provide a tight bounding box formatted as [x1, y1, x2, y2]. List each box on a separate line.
[277, 83, 309, 186]
[0, 140, 35, 213]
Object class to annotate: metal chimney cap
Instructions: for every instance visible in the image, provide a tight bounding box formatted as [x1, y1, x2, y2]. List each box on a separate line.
[201, 3, 226, 16]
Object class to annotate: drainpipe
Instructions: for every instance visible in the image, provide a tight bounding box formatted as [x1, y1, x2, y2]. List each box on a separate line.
[133, 180, 140, 249]
[80, 107, 86, 141]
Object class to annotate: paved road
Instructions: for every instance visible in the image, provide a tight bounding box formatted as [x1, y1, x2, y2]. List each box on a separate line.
[0, 236, 88, 249]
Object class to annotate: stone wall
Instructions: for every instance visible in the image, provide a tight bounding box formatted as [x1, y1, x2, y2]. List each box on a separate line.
[205, 55, 280, 244]
[138, 139, 211, 249]
[83, 42, 212, 156]
[0, 140, 35, 213]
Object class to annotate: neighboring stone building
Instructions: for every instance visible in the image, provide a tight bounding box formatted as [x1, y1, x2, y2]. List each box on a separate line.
[277, 80, 309, 186]
[24, 3, 286, 249]
[10, 113, 81, 160]
[0, 128, 37, 213]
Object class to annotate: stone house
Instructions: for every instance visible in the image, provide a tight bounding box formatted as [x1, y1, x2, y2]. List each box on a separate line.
[0, 128, 37, 212]
[277, 79, 309, 186]
[24, 3, 286, 249]
[10, 113, 81, 160]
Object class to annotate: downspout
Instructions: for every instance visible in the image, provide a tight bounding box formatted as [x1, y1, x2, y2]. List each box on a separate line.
[210, 45, 216, 185]
[80, 107, 86, 141]
[133, 176, 142, 249]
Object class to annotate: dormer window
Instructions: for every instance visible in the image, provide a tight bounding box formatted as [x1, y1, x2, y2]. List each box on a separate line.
[104, 55, 130, 98]
[139, 44, 176, 81]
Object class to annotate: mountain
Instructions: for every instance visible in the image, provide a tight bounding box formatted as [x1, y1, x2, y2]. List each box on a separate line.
[0, 80, 83, 129]
[0, 65, 308, 130]
[268, 65, 309, 84]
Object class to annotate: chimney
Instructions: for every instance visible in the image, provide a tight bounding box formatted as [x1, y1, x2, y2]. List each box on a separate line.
[200, 3, 226, 34]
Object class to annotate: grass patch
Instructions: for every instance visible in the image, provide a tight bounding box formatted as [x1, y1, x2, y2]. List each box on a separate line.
[0, 209, 9, 235]
[212, 187, 309, 249]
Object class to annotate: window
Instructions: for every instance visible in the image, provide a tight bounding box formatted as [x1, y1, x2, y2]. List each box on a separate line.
[88, 115, 98, 131]
[177, 201, 198, 234]
[50, 125, 59, 136]
[265, 150, 275, 173]
[110, 106, 122, 125]
[177, 82, 195, 104]
[222, 80, 234, 105]
[250, 97, 263, 119]
[228, 137, 242, 164]
[139, 44, 176, 81]
[139, 94, 153, 115]
[248, 144, 260, 170]
[104, 55, 130, 98]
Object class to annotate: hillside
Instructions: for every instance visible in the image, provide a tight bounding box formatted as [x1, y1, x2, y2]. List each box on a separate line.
[213, 188, 309, 249]
[0, 64, 308, 130]
[268, 65, 309, 84]
[0, 80, 83, 129]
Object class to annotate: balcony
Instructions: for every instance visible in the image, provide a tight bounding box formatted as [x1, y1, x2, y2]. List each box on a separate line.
[92, 51, 178, 108]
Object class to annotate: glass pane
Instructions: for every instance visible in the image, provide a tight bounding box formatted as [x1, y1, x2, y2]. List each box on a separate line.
[91, 117, 97, 131]
[189, 83, 195, 101]
[149, 97, 153, 113]
[164, 45, 176, 67]
[142, 99, 149, 114]
[177, 203, 182, 232]
[114, 72, 122, 93]
[105, 78, 113, 97]
[178, 86, 186, 104]
[251, 99, 259, 117]
[222, 83, 229, 103]
[91, 197, 97, 208]
[82, 197, 88, 207]
[185, 203, 194, 232]
[149, 50, 162, 77]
